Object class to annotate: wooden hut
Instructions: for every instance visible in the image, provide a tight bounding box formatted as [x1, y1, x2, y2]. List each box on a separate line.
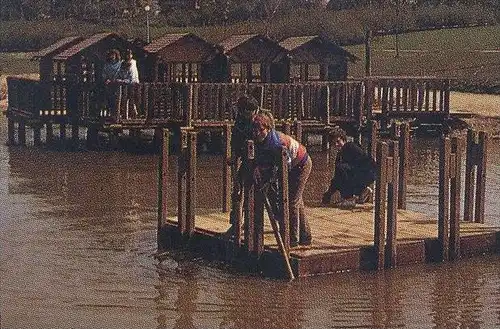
[143, 33, 226, 83]
[279, 35, 357, 82]
[219, 34, 287, 83]
[51, 32, 149, 84]
[31, 36, 84, 82]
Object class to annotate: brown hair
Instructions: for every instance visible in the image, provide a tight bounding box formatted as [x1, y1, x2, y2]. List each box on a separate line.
[106, 49, 121, 61]
[331, 127, 347, 142]
[236, 95, 259, 115]
[252, 112, 273, 131]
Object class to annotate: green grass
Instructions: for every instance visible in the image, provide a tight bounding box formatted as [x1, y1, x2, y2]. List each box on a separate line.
[345, 25, 500, 93]
[0, 52, 38, 76]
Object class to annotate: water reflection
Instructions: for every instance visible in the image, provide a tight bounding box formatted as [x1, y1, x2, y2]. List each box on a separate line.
[2, 119, 500, 328]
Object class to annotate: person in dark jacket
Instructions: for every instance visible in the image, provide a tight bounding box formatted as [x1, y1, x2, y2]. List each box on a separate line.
[322, 128, 376, 209]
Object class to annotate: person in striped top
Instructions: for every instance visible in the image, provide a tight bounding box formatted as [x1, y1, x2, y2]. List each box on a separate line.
[252, 113, 312, 247]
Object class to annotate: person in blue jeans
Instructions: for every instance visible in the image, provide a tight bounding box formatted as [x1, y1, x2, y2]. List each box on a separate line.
[322, 128, 376, 209]
[252, 113, 312, 247]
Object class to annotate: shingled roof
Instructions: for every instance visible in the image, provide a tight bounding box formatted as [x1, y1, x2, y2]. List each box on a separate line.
[219, 34, 260, 52]
[52, 32, 118, 60]
[279, 35, 358, 62]
[32, 36, 84, 59]
[143, 33, 189, 53]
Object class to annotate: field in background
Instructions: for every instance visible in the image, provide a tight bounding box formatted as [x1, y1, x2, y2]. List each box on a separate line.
[0, 26, 499, 97]
[346, 25, 500, 93]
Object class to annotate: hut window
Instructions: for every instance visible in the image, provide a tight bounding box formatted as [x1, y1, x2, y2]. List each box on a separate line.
[230, 63, 242, 83]
[251, 63, 261, 82]
[307, 64, 320, 81]
[290, 64, 301, 82]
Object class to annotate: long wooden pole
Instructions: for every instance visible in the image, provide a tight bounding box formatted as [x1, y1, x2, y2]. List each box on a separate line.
[262, 192, 295, 281]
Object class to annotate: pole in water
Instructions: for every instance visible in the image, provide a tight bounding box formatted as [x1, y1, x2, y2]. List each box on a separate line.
[261, 190, 295, 281]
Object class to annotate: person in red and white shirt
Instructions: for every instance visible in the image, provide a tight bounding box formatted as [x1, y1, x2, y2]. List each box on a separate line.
[252, 113, 312, 247]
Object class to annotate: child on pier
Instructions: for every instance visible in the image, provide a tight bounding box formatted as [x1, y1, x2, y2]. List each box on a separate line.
[252, 113, 312, 247]
[322, 127, 376, 209]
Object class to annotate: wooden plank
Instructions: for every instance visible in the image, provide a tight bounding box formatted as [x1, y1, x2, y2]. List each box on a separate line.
[222, 124, 232, 212]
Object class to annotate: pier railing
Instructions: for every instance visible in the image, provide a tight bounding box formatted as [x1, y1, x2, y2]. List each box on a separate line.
[8, 77, 450, 126]
[366, 77, 450, 126]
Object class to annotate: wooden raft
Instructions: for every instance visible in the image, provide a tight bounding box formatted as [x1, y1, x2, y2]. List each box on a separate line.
[163, 204, 499, 277]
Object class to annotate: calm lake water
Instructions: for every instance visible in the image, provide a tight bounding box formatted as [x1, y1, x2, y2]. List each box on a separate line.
[1, 113, 499, 329]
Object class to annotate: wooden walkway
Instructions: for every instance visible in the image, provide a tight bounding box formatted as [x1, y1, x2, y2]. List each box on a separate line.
[163, 204, 500, 277]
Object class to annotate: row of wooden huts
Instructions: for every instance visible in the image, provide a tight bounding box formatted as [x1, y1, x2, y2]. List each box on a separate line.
[32, 32, 358, 85]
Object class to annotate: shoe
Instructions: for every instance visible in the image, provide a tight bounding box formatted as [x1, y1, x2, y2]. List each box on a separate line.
[357, 186, 373, 204]
[338, 198, 356, 210]
[321, 192, 331, 204]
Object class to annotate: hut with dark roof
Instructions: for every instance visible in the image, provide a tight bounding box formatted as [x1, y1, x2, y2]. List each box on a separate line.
[143, 33, 226, 83]
[279, 35, 358, 82]
[219, 34, 287, 83]
[51, 32, 148, 84]
[31, 36, 85, 82]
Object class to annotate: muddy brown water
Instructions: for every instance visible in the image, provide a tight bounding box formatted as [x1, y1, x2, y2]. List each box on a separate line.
[1, 114, 499, 328]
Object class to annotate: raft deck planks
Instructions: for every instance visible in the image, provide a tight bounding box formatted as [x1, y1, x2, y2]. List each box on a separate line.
[164, 204, 500, 277]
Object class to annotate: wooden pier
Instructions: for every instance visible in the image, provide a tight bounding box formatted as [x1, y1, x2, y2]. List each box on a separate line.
[5, 77, 454, 149]
[156, 126, 499, 279]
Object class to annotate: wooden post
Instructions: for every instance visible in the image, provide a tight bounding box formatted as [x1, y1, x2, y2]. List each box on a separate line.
[186, 131, 197, 237]
[46, 122, 53, 145]
[463, 129, 476, 221]
[157, 129, 169, 239]
[18, 121, 26, 146]
[398, 122, 410, 210]
[324, 84, 331, 126]
[222, 124, 232, 212]
[368, 120, 378, 160]
[71, 123, 79, 145]
[7, 118, 15, 145]
[177, 129, 188, 234]
[33, 124, 42, 146]
[475, 132, 488, 223]
[438, 136, 451, 261]
[254, 180, 265, 257]
[365, 30, 372, 77]
[449, 137, 462, 260]
[245, 140, 256, 253]
[374, 141, 388, 270]
[293, 120, 302, 145]
[86, 125, 98, 149]
[280, 146, 290, 252]
[464, 130, 488, 223]
[283, 121, 291, 136]
[386, 140, 399, 268]
[60, 123, 67, 140]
